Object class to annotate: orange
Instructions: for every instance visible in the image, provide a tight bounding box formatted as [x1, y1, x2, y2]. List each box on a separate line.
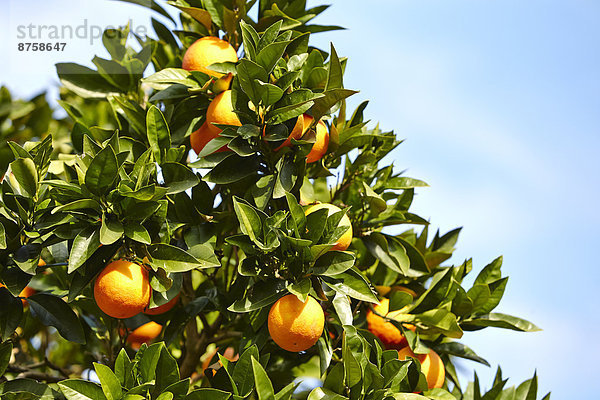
[126, 321, 162, 350]
[366, 298, 415, 350]
[144, 294, 180, 315]
[304, 203, 352, 251]
[306, 120, 329, 163]
[397, 347, 445, 389]
[205, 90, 241, 136]
[93, 259, 151, 319]
[274, 114, 314, 151]
[182, 36, 238, 78]
[190, 122, 222, 155]
[268, 295, 324, 352]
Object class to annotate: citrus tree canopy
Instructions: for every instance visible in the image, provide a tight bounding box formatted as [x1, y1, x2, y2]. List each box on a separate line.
[0, 1, 548, 399]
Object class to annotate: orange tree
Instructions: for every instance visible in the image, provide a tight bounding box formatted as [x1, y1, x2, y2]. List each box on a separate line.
[0, 1, 549, 399]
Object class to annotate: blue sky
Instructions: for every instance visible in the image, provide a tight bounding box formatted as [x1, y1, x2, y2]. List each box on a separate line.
[2, 0, 599, 397]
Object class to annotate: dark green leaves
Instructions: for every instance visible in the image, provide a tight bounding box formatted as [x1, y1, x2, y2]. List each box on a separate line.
[94, 363, 123, 400]
[68, 227, 102, 273]
[10, 158, 38, 198]
[147, 105, 171, 164]
[0, 288, 23, 340]
[148, 244, 217, 272]
[28, 294, 86, 344]
[85, 145, 118, 196]
[58, 379, 105, 400]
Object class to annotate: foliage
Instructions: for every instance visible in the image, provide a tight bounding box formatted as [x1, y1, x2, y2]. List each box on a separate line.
[0, 0, 548, 399]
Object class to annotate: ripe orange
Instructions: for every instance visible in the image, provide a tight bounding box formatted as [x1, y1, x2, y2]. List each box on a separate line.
[190, 122, 221, 155]
[206, 90, 241, 136]
[144, 294, 180, 315]
[304, 203, 352, 251]
[397, 347, 445, 389]
[366, 298, 415, 350]
[274, 114, 314, 151]
[268, 295, 324, 352]
[182, 36, 238, 78]
[126, 321, 162, 350]
[306, 120, 329, 163]
[93, 259, 151, 319]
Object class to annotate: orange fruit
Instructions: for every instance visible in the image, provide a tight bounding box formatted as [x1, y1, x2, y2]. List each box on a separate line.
[182, 36, 238, 78]
[144, 294, 180, 315]
[366, 298, 415, 350]
[190, 122, 222, 155]
[93, 259, 151, 319]
[397, 347, 445, 389]
[38, 259, 46, 267]
[304, 203, 352, 251]
[274, 114, 314, 151]
[126, 321, 162, 350]
[268, 295, 324, 352]
[206, 90, 241, 136]
[306, 120, 329, 163]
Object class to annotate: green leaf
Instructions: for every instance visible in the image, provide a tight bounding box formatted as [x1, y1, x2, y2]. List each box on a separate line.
[203, 155, 260, 184]
[310, 89, 358, 122]
[124, 224, 151, 244]
[386, 177, 429, 189]
[389, 291, 413, 312]
[332, 292, 353, 326]
[463, 313, 541, 332]
[256, 40, 290, 74]
[325, 43, 343, 91]
[155, 346, 180, 393]
[228, 280, 286, 312]
[114, 348, 132, 387]
[58, 379, 105, 400]
[435, 342, 490, 366]
[252, 357, 275, 400]
[313, 251, 355, 276]
[416, 309, 463, 339]
[267, 89, 323, 124]
[258, 81, 284, 106]
[52, 199, 102, 214]
[112, 0, 175, 23]
[233, 197, 263, 243]
[85, 145, 118, 196]
[28, 294, 86, 344]
[100, 215, 124, 245]
[148, 244, 204, 272]
[307, 387, 348, 400]
[147, 105, 171, 164]
[322, 268, 378, 303]
[236, 59, 268, 106]
[94, 363, 123, 400]
[10, 157, 38, 198]
[162, 162, 199, 194]
[233, 345, 259, 396]
[0, 223, 6, 250]
[474, 256, 503, 286]
[186, 389, 232, 400]
[362, 182, 387, 213]
[68, 227, 102, 273]
[0, 340, 12, 376]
